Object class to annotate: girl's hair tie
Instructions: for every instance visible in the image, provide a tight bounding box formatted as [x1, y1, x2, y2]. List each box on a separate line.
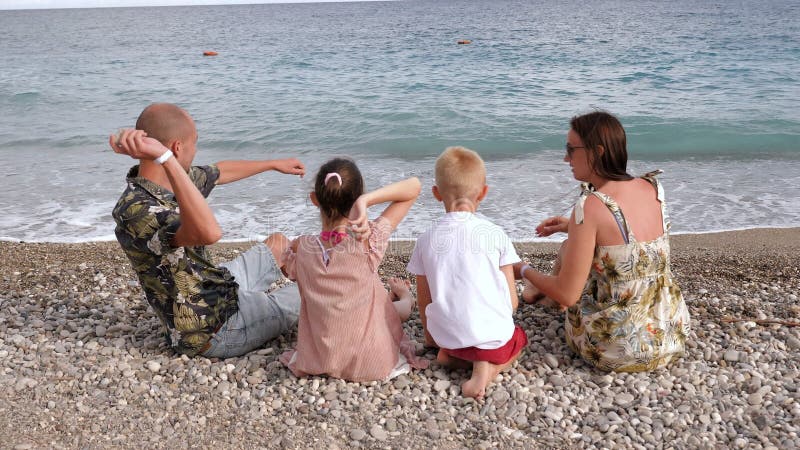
[325, 172, 342, 186]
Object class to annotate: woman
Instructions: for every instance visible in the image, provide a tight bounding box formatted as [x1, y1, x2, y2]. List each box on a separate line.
[516, 111, 690, 372]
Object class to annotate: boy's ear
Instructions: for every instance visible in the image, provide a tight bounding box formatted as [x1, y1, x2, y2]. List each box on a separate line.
[476, 185, 489, 202]
[432, 185, 443, 202]
[309, 191, 319, 206]
[169, 139, 181, 154]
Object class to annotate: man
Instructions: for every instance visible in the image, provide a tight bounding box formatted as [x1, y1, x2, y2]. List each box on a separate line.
[111, 103, 305, 358]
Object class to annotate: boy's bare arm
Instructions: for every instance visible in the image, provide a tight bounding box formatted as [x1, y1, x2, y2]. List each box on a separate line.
[215, 158, 305, 185]
[500, 264, 518, 311]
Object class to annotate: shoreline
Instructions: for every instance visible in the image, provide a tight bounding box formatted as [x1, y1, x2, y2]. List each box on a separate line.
[1, 227, 799, 448]
[3, 224, 800, 246]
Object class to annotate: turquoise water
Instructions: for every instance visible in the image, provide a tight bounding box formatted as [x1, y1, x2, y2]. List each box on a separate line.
[1, 0, 799, 242]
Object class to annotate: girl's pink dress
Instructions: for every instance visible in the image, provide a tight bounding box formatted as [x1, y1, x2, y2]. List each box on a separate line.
[279, 217, 428, 381]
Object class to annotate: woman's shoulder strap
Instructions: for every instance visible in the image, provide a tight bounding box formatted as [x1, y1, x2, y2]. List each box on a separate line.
[640, 169, 671, 233]
[574, 182, 634, 243]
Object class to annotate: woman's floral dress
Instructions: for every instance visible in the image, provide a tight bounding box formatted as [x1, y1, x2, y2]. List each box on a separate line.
[565, 171, 691, 372]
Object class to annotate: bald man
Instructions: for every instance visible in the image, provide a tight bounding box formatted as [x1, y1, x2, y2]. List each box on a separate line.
[111, 103, 305, 358]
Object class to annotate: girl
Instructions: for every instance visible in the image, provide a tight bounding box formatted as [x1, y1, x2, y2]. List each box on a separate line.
[280, 158, 429, 381]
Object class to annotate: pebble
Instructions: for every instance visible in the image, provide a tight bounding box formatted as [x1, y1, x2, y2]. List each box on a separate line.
[349, 429, 366, 441]
[369, 424, 388, 441]
[146, 361, 161, 373]
[786, 336, 800, 351]
[723, 350, 740, 362]
[615, 393, 635, 407]
[433, 379, 451, 393]
[544, 353, 559, 369]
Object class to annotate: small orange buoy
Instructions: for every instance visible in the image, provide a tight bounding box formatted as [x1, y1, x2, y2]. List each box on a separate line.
[203, 51, 218, 56]
[457, 40, 471, 45]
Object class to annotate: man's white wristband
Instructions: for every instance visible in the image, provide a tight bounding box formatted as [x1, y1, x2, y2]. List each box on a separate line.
[155, 150, 173, 165]
[520, 264, 532, 279]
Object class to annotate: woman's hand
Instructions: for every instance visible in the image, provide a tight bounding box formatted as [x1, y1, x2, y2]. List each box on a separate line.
[535, 216, 569, 237]
[109, 129, 168, 161]
[347, 195, 371, 241]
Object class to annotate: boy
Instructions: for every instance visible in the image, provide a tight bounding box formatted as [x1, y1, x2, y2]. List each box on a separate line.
[407, 146, 527, 399]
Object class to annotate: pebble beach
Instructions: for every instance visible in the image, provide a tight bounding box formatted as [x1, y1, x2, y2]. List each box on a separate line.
[1, 227, 799, 449]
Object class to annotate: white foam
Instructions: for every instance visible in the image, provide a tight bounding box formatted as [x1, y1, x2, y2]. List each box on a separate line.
[1, 152, 799, 243]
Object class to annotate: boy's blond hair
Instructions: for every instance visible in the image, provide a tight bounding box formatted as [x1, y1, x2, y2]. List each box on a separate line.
[434, 146, 486, 200]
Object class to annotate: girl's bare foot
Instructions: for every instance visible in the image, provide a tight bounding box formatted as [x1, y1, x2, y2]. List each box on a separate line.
[388, 276, 411, 299]
[388, 277, 414, 321]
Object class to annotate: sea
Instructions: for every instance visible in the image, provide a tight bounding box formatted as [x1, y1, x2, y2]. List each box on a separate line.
[1, 0, 799, 243]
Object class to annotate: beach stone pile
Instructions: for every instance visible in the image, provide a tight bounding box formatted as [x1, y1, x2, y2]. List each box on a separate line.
[1, 234, 798, 449]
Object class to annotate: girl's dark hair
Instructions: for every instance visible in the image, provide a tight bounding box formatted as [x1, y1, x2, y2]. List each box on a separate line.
[314, 158, 365, 220]
[570, 111, 633, 181]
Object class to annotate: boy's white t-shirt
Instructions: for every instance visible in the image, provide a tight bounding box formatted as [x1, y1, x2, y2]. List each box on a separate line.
[407, 212, 521, 350]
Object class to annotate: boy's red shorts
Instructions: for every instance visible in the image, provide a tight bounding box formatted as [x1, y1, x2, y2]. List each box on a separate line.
[443, 326, 528, 365]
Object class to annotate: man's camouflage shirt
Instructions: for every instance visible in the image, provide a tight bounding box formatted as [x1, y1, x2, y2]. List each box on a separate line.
[112, 164, 238, 356]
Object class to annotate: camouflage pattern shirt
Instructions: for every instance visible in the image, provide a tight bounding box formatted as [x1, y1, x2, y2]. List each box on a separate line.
[112, 164, 239, 356]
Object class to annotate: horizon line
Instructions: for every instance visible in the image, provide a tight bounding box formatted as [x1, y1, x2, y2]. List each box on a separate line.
[0, 0, 397, 11]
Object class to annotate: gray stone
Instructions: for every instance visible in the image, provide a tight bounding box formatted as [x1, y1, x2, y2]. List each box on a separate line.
[433, 379, 451, 393]
[349, 429, 366, 441]
[615, 393, 635, 407]
[723, 350, 740, 362]
[548, 374, 567, 387]
[370, 424, 388, 441]
[543, 354, 559, 369]
[748, 393, 763, 406]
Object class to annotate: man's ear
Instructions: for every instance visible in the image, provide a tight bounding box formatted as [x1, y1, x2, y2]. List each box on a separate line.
[476, 185, 489, 202]
[169, 139, 181, 155]
[309, 191, 319, 206]
[432, 185, 443, 201]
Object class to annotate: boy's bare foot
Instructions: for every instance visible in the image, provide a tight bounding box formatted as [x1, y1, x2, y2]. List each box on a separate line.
[436, 349, 471, 370]
[461, 361, 496, 399]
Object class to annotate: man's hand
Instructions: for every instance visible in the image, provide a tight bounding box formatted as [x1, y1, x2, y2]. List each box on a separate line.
[110, 129, 168, 161]
[535, 216, 569, 237]
[271, 158, 306, 177]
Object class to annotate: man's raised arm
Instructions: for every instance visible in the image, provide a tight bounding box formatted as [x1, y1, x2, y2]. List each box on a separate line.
[216, 158, 306, 185]
[112, 129, 222, 247]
